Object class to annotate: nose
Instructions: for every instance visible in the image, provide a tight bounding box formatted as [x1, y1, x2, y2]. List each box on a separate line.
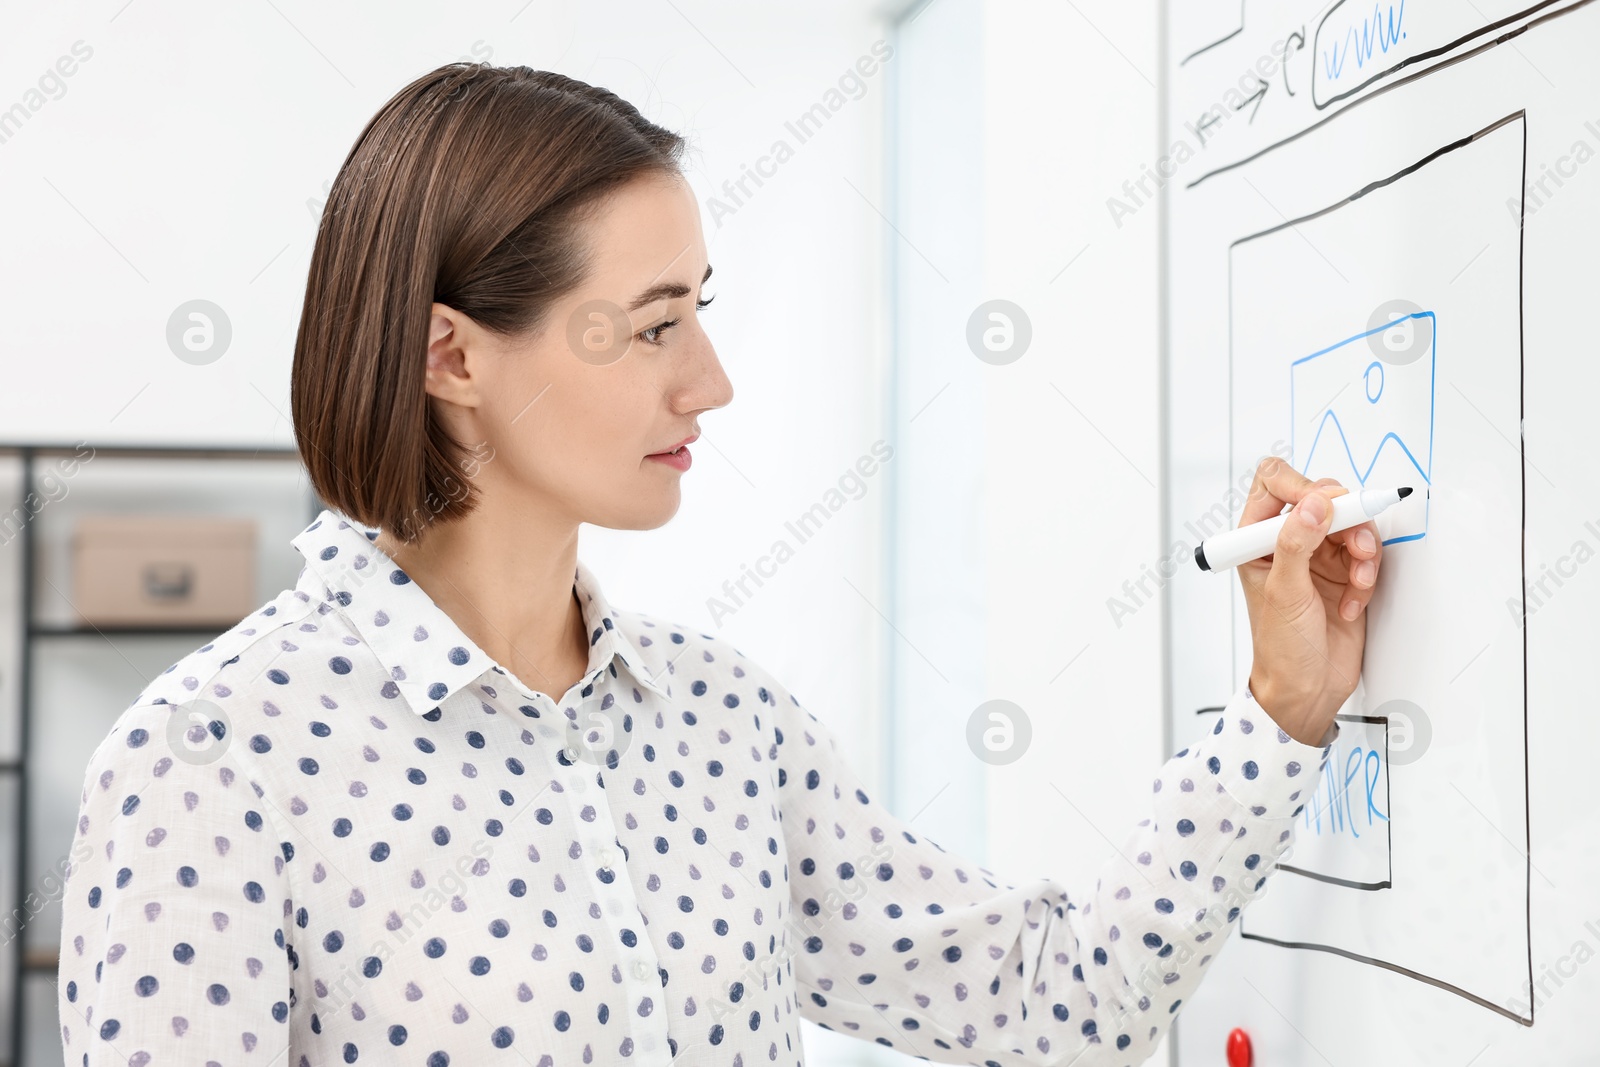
[676, 327, 734, 415]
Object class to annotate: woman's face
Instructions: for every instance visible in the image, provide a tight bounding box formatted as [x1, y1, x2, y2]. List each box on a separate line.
[425, 170, 732, 533]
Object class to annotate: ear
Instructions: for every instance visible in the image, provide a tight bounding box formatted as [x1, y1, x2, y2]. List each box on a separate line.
[423, 303, 479, 407]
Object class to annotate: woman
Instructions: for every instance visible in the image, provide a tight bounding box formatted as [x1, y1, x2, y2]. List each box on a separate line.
[56, 64, 1384, 1067]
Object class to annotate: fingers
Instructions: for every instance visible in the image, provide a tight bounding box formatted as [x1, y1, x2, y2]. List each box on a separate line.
[1327, 519, 1381, 559]
[1240, 464, 1368, 616]
[1333, 521, 1384, 620]
[1239, 458, 1348, 527]
[1263, 485, 1337, 609]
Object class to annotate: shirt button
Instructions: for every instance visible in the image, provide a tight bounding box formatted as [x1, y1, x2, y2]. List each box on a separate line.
[599, 847, 616, 867]
[632, 960, 651, 980]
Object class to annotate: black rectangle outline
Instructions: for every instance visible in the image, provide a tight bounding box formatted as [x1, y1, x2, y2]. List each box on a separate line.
[1310, 0, 1570, 110]
[1279, 713, 1392, 890]
[1194, 709, 1393, 890]
[1184, 0, 1595, 189]
[1221, 110, 1532, 1026]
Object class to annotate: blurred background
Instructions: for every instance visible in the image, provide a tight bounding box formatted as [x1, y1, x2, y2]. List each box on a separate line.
[0, 1, 1168, 1064]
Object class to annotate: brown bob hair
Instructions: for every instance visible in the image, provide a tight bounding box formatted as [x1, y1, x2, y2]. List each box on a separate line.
[291, 64, 687, 542]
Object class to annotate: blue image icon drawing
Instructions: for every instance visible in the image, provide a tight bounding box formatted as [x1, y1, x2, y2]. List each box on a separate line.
[1290, 312, 1434, 546]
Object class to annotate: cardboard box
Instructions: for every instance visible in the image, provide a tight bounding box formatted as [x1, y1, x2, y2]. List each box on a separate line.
[71, 514, 258, 627]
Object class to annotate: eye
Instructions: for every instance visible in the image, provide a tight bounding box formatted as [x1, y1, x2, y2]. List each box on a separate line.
[638, 293, 714, 347]
[639, 318, 680, 347]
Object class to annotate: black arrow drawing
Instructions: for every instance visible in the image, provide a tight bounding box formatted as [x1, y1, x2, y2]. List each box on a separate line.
[1235, 75, 1269, 122]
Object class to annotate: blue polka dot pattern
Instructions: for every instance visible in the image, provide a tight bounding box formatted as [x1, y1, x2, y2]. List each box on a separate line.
[57, 509, 1335, 1067]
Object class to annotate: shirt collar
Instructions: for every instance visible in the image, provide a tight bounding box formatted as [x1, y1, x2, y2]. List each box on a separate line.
[290, 509, 673, 717]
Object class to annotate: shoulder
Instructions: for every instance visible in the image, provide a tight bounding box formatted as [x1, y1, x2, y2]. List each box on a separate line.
[124, 584, 323, 713]
[81, 582, 328, 803]
[73, 697, 265, 827]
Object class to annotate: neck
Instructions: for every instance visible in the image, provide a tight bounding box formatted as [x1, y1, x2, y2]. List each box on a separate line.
[373, 497, 591, 702]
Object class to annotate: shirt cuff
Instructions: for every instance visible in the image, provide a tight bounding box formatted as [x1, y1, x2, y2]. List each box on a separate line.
[1195, 683, 1337, 821]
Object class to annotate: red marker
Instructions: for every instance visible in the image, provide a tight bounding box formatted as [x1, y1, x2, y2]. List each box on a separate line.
[1226, 1027, 1253, 1067]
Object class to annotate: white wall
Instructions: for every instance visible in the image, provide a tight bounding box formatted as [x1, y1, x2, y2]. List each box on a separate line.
[978, 0, 1171, 1061]
[873, 0, 1171, 1062]
[977, 0, 1167, 901]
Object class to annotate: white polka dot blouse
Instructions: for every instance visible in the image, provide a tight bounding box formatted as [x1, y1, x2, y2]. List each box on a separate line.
[57, 509, 1336, 1067]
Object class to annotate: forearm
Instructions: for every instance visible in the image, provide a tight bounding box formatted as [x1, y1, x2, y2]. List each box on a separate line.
[771, 669, 1334, 1065]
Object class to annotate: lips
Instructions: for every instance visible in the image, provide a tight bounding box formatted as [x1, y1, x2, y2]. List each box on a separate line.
[649, 433, 698, 456]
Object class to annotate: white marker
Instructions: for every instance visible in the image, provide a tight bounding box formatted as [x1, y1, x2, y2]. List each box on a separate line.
[1193, 486, 1417, 572]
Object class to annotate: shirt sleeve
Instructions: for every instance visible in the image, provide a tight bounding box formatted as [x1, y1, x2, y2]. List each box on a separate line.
[766, 677, 1336, 1067]
[57, 703, 297, 1065]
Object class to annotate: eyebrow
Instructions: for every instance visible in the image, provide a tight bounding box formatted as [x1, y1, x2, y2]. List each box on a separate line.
[626, 263, 713, 312]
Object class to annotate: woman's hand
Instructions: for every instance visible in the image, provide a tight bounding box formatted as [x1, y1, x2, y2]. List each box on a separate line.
[1236, 457, 1386, 746]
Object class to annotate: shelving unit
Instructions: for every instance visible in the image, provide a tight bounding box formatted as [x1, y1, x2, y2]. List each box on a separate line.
[0, 443, 321, 1067]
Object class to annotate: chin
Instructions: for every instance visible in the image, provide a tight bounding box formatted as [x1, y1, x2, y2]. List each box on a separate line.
[592, 490, 682, 532]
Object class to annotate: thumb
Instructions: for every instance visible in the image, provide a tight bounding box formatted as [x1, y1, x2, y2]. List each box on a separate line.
[1265, 489, 1332, 607]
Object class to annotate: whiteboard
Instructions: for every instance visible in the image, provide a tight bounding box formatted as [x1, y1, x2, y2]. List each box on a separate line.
[1162, 2, 1600, 1064]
